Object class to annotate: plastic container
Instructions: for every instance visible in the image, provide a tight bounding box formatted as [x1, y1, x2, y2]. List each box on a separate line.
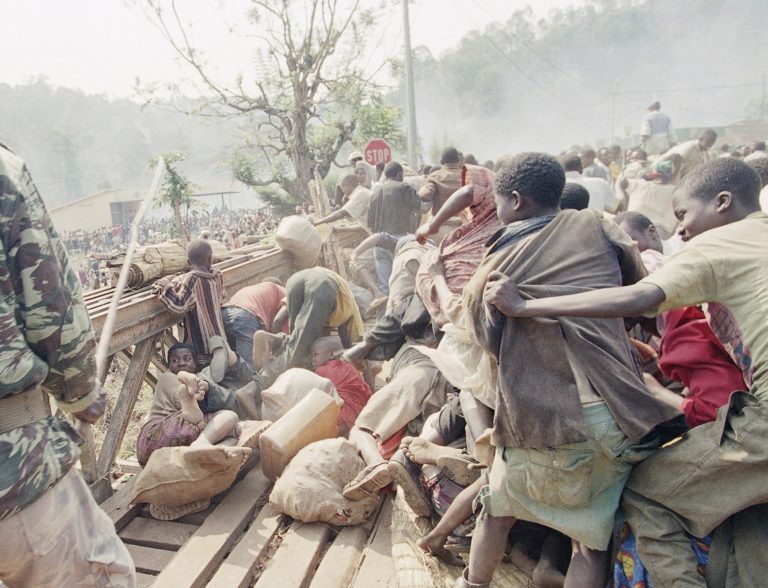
[259, 388, 340, 481]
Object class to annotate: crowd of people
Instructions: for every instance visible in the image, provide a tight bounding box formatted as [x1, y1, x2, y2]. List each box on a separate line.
[138, 135, 767, 588]
[63, 206, 280, 290]
[2, 116, 768, 587]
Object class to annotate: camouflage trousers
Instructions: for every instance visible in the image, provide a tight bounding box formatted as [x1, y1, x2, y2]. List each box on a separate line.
[0, 467, 136, 587]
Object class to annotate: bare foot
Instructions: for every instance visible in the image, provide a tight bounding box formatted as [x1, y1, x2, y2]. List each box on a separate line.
[176, 371, 205, 426]
[401, 437, 463, 465]
[416, 534, 461, 566]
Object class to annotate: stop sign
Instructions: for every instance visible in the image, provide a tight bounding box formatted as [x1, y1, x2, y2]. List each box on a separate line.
[364, 139, 392, 166]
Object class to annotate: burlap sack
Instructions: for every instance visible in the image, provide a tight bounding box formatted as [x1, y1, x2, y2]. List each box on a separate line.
[270, 438, 379, 526]
[261, 368, 342, 422]
[275, 215, 322, 268]
[130, 445, 249, 507]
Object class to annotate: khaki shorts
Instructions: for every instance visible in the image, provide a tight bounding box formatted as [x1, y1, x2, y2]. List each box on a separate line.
[355, 361, 448, 441]
[0, 467, 136, 587]
[477, 402, 635, 551]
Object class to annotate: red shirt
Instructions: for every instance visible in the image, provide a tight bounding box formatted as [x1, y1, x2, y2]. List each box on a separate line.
[226, 282, 286, 333]
[315, 360, 372, 435]
[660, 306, 747, 427]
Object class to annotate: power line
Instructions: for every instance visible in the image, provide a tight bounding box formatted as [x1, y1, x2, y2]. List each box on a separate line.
[617, 83, 765, 94]
[450, 0, 581, 106]
[459, 0, 753, 122]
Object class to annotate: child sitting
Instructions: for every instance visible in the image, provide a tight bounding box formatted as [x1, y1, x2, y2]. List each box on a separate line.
[310, 336, 373, 437]
[137, 343, 262, 466]
[153, 239, 230, 379]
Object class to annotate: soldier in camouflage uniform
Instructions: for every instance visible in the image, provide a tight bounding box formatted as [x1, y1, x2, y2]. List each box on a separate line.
[0, 143, 135, 587]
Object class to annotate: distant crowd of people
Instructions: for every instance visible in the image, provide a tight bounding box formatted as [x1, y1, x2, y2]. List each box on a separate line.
[64, 206, 280, 290]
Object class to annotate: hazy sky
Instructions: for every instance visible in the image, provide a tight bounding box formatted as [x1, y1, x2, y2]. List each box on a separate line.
[1, 0, 587, 97]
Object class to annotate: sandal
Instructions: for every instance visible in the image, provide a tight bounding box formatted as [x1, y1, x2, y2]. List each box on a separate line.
[149, 498, 210, 521]
[342, 462, 392, 501]
[388, 450, 432, 517]
[437, 454, 482, 486]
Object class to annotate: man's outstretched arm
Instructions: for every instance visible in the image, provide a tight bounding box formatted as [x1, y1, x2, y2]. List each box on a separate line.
[483, 270, 666, 319]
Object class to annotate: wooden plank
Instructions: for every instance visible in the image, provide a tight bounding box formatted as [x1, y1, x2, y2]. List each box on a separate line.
[137, 572, 156, 587]
[126, 544, 175, 574]
[117, 348, 158, 389]
[116, 458, 142, 475]
[100, 476, 142, 531]
[351, 497, 396, 588]
[152, 467, 271, 588]
[96, 336, 156, 479]
[206, 504, 283, 588]
[309, 526, 369, 588]
[254, 522, 333, 588]
[120, 517, 197, 550]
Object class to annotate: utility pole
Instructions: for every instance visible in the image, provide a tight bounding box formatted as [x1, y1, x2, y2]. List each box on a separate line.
[402, 0, 418, 169]
[610, 84, 618, 145]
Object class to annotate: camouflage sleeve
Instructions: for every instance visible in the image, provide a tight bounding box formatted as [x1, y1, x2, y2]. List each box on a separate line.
[0, 148, 99, 411]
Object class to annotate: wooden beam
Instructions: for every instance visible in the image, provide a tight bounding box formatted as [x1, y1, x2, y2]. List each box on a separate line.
[119, 518, 197, 551]
[126, 544, 176, 574]
[206, 505, 283, 588]
[99, 476, 142, 530]
[254, 521, 333, 588]
[308, 526, 369, 588]
[351, 497, 396, 587]
[96, 337, 156, 480]
[117, 348, 159, 390]
[152, 467, 271, 588]
[136, 572, 157, 587]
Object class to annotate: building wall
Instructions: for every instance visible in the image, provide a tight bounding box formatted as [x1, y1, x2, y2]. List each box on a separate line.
[50, 194, 114, 233]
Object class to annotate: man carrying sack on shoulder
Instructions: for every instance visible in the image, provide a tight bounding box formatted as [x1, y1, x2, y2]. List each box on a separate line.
[0, 143, 136, 587]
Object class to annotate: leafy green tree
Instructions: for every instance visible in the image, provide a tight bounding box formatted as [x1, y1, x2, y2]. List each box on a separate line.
[150, 152, 197, 243]
[142, 0, 386, 205]
[353, 96, 406, 154]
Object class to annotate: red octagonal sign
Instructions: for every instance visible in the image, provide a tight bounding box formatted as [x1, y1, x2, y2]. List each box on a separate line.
[364, 139, 392, 166]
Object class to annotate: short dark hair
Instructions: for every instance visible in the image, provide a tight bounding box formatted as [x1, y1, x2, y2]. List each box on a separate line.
[747, 156, 768, 187]
[494, 152, 565, 208]
[384, 161, 403, 179]
[700, 129, 717, 141]
[463, 153, 479, 165]
[560, 183, 590, 210]
[440, 147, 460, 164]
[560, 152, 583, 173]
[614, 211, 653, 234]
[187, 239, 213, 265]
[167, 342, 195, 364]
[680, 158, 761, 207]
[375, 161, 386, 172]
[341, 174, 359, 186]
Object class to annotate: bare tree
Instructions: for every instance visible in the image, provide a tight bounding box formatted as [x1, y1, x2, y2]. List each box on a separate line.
[141, 0, 387, 204]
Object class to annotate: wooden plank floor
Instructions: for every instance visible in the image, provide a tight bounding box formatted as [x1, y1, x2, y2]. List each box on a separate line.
[102, 461, 394, 587]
